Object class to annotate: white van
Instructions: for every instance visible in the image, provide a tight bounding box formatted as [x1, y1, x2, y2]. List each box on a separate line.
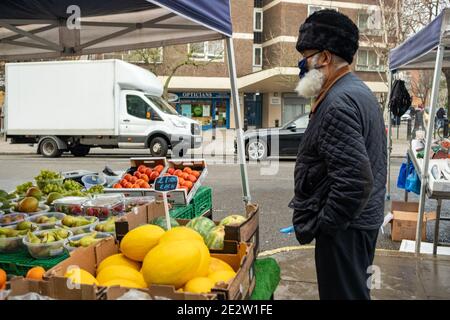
[3, 59, 202, 157]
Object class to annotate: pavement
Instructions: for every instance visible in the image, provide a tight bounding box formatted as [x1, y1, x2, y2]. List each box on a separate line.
[267, 246, 450, 299]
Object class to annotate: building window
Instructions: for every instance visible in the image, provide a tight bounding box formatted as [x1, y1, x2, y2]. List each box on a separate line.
[254, 0, 263, 8]
[358, 13, 369, 31]
[254, 8, 263, 32]
[253, 45, 262, 67]
[189, 40, 224, 61]
[308, 5, 338, 16]
[356, 49, 384, 72]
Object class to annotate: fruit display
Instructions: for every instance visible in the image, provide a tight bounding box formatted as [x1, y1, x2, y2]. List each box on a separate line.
[23, 228, 72, 259]
[220, 215, 247, 226]
[124, 196, 154, 212]
[82, 195, 125, 219]
[26, 212, 65, 230]
[0, 222, 37, 253]
[120, 224, 165, 262]
[92, 217, 116, 234]
[53, 197, 88, 215]
[61, 215, 98, 235]
[186, 216, 216, 240]
[150, 216, 180, 231]
[65, 232, 112, 252]
[35, 170, 64, 191]
[163, 166, 201, 193]
[0, 212, 27, 227]
[205, 225, 226, 250]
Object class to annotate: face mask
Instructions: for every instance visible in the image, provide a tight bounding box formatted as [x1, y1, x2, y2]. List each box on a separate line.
[298, 51, 323, 79]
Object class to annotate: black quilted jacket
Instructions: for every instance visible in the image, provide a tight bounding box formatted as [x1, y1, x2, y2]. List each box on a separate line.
[290, 73, 387, 244]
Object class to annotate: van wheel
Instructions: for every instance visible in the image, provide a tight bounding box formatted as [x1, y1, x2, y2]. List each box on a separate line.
[40, 138, 62, 158]
[149, 137, 169, 157]
[70, 145, 90, 157]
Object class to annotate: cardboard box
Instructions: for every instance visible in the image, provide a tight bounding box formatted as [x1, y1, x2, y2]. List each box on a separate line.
[7, 277, 99, 300]
[45, 237, 255, 300]
[390, 201, 436, 242]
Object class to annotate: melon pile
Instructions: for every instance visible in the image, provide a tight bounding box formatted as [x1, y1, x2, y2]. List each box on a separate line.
[64, 224, 241, 294]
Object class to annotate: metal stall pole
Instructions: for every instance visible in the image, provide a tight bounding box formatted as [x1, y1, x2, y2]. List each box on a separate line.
[386, 72, 393, 200]
[226, 37, 251, 205]
[415, 43, 445, 256]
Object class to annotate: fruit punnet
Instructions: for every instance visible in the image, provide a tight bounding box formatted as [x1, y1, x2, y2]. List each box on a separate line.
[205, 225, 225, 250]
[186, 217, 216, 240]
[141, 239, 210, 289]
[120, 224, 165, 261]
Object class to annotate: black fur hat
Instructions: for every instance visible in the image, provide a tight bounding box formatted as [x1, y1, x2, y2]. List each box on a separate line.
[296, 9, 359, 64]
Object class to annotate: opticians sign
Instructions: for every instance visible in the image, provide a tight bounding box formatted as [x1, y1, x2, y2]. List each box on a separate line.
[176, 92, 230, 99]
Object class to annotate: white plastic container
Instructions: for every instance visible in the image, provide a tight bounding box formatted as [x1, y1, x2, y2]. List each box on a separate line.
[26, 212, 66, 230]
[61, 217, 99, 235]
[23, 228, 73, 259]
[64, 232, 113, 252]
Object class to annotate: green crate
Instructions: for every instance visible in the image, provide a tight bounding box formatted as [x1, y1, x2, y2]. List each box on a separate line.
[191, 186, 212, 218]
[0, 249, 69, 276]
[169, 204, 195, 219]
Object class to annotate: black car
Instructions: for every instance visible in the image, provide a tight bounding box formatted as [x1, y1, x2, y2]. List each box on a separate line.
[236, 113, 309, 161]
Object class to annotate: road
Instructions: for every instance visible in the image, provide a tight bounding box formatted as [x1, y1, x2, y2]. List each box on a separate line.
[0, 153, 448, 251]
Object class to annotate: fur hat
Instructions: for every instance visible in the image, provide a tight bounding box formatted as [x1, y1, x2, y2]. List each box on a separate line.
[296, 9, 359, 64]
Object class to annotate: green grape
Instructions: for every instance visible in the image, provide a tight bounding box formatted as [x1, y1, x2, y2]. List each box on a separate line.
[35, 170, 62, 181]
[63, 179, 83, 191]
[15, 182, 34, 195]
[87, 185, 104, 194]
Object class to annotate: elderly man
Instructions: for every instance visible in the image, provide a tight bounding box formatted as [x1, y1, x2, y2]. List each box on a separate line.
[289, 10, 387, 300]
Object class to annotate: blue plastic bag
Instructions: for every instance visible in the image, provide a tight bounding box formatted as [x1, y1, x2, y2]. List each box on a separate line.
[405, 168, 421, 195]
[397, 162, 408, 189]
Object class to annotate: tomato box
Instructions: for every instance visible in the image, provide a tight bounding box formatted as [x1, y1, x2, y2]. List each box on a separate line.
[44, 236, 254, 300]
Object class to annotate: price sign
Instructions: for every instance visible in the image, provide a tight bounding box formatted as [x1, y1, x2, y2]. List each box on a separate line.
[154, 176, 178, 192]
[154, 176, 179, 230]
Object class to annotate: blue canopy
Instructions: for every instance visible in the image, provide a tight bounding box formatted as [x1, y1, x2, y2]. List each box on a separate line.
[389, 9, 450, 71]
[0, 0, 232, 60]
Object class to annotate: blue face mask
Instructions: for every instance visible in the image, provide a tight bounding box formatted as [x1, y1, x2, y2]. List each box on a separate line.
[298, 51, 322, 79]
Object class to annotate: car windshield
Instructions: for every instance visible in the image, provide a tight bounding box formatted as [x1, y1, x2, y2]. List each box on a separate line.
[146, 95, 178, 115]
[284, 114, 309, 129]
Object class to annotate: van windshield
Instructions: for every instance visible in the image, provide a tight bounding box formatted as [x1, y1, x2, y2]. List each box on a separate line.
[146, 95, 178, 116]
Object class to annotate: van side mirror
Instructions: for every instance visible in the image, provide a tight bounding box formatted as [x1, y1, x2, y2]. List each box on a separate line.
[286, 123, 297, 131]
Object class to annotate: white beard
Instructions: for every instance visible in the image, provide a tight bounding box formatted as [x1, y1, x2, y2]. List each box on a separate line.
[295, 68, 325, 98]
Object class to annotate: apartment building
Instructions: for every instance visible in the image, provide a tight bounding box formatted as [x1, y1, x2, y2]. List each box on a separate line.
[101, 0, 389, 130]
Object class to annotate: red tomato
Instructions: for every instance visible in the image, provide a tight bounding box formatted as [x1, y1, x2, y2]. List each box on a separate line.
[183, 167, 192, 174]
[129, 176, 138, 184]
[141, 174, 149, 182]
[154, 165, 164, 173]
[145, 168, 153, 177]
[113, 183, 122, 189]
[150, 171, 160, 181]
[181, 173, 189, 180]
[123, 174, 132, 181]
[188, 175, 197, 183]
[168, 168, 175, 175]
[191, 170, 200, 178]
[183, 180, 193, 189]
[174, 169, 183, 177]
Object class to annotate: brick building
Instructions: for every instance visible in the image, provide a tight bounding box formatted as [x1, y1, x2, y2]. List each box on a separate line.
[101, 0, 389, 130]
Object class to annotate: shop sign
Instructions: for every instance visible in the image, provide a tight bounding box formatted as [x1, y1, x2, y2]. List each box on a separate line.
[270, 97, 281, 105]
[176, 92, 230, 99]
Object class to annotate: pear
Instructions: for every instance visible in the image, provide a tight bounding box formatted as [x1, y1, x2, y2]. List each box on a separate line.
[27, 231, 41, 244]
[25, 187, 43, 201]
[36, 216, 50, 224]
[18, 197, 39, 213]
[42, 233, 56, 243]
[69, 239, 81, 247]
[62, 216, 76, 227]
[103, 223, 115, 233]
[46, 192, 63, 206]
[55, 229, 69, 239]
[79, 233, 99, 247]
[16, 221, 34, 231]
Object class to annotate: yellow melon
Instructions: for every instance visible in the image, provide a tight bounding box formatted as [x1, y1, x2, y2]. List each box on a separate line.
[64, 267, 99, 286]
[96, 265, 147, 287]
[208, 270, 236, 285]
[120, 224, 165, 261]
[159, 226, 203, 244]
[101, 279, 145, 289]
[97, 253, 141, 273]
[192, 239, 211, 277]
[141, 240, 206, 289]
[208, 257, 234, 275]
[184, 277, 215, 294]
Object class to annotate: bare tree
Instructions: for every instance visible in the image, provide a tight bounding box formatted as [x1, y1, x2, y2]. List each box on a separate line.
[407, 70, 433, 106]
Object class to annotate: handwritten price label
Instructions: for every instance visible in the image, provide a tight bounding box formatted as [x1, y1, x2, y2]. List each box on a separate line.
[154, 176, 178, 192]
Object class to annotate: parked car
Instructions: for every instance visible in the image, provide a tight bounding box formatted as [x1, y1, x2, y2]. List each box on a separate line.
[400, 109, 412, 121]
[236, 113, 309, 161]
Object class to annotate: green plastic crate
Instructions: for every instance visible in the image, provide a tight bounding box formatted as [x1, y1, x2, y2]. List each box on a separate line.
[191, 186, 212, 218]
[169, 204, 194, 219]
[0, 249, 69, 276]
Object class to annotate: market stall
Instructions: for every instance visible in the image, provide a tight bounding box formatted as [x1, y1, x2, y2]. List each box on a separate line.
[387, 8, 450, 255]
[0, 1, 278, 300]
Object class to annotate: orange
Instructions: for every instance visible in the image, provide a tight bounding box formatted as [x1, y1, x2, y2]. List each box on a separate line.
[0, 268, 6, 289]
[134, 171, 141, 178]
[191, 170, 200, 178]
[120, 179, 128, 186]
[130, 176, 138, 184]
[141, 174, 149, 182]
[168, 168, 175, 175]
[123, 174, 132, 181]
[183, 167, 193, 174]
[188, 175, 197, 183]
[138, 166, 147, 174]
[183, 181, 193, 189]
[125, 182, 133, 189]
[142, 182, 151, 189]
[150, 171, 160, 181]
[174, 169, 183, 177]
[26, 266, 45, 280]
[113, 183, 122, 189]
[154, 165, 164, 173]
[145, 168, 153, 177]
